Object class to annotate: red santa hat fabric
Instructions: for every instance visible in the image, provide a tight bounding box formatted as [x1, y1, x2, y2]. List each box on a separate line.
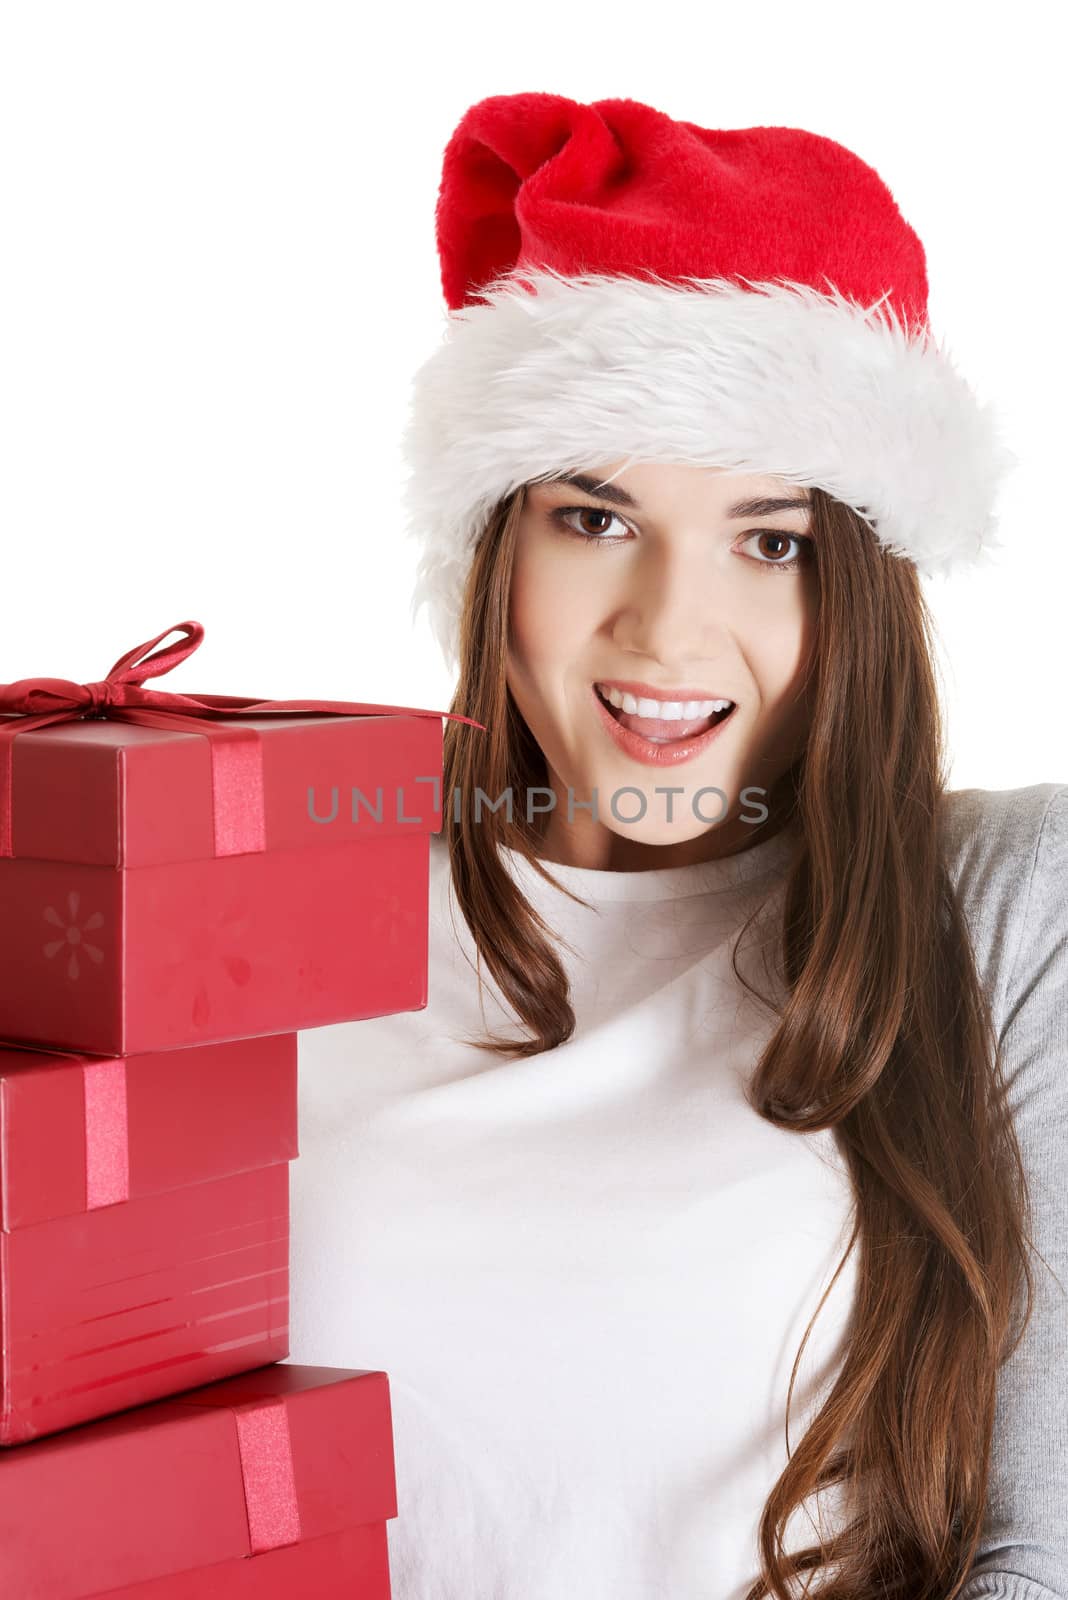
[401, 92, 1016, 671]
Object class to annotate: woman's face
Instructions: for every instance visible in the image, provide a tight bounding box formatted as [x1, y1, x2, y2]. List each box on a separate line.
[506, 461, 819, 870]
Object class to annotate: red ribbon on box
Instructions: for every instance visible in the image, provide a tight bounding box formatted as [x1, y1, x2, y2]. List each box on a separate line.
[0, 620, 485, 859]
[82, 1057, 130, 1208]
[234, 1399, 304, 1553]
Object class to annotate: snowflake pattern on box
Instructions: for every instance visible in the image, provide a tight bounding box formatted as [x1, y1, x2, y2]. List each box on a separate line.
[43, 891, 105, 982]
[154, 898, 254, 1029]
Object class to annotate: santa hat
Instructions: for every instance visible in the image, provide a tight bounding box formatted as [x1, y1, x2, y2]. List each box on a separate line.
[401, 93, 1017, 672]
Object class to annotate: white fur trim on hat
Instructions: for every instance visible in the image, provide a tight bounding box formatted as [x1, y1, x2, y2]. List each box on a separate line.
[401, 267, 1017, 672]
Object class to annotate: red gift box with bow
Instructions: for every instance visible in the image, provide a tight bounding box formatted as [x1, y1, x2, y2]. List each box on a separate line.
[0, 621, 482, 1055]
[0, 1363, 397, 1598]
[0, 1032, 297, 1445]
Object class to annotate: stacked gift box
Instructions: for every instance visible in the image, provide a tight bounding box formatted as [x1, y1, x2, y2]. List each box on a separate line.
[0, 621, 474, 1597]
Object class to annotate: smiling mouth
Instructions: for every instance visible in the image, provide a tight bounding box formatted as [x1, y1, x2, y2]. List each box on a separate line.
[593, 684, 736, 743]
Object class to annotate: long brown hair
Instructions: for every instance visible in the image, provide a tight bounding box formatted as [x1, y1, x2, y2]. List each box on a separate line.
[438, 481, 1037, 1600]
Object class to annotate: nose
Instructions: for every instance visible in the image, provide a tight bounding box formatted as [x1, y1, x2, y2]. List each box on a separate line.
[612, 542, 729, 662]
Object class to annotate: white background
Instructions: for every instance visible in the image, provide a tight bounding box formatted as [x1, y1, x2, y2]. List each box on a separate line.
[2, 1, 1064, 790]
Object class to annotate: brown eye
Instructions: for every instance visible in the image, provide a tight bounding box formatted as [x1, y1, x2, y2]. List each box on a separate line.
[760, 534, 790, 558]
[551, 506, 631, 544]
[740, 530, 814, 572]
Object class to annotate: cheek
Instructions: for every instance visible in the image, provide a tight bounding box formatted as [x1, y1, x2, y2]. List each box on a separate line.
[508, 535, 593, 673]
[745, 581, 816, 697]
[762, 628, 810, 697]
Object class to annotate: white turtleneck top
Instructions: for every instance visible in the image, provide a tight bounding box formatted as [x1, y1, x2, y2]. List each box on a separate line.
[287, 783, 1068, 1600]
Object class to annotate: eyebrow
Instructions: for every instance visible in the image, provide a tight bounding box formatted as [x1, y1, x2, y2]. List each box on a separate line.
[538, 471, 812, 520]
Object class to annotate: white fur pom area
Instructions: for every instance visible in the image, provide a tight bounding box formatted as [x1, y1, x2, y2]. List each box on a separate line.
[400, 267, 1018, 672]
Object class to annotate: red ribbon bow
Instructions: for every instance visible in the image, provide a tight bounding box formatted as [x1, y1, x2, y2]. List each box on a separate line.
[0, 620, 484, 858]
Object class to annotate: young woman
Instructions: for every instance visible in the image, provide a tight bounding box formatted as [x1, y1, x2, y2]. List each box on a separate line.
[288, 95, 1068, 1600]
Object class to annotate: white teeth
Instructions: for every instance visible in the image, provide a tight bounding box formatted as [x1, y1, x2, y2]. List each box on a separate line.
[597, 685, 733, 719]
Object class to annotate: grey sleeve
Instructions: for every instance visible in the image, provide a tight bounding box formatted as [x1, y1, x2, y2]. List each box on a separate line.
[957, 783, 1068, 1600]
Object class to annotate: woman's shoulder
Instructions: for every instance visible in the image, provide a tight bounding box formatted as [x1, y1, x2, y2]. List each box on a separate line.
[939, 780, 1067, 895]
[938, 780, 1068, 1030]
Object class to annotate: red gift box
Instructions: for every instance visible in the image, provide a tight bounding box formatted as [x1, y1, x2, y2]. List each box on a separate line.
[0, 1364, 398, 1598]
[1, 1033, 297, 1444]
[0, 620, 482, 1055]
[82, 1523, 390, 1599]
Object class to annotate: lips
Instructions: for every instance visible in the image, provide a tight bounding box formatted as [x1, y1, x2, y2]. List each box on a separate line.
[594, 684, 731, 741]
[590, 684, 738, 768]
